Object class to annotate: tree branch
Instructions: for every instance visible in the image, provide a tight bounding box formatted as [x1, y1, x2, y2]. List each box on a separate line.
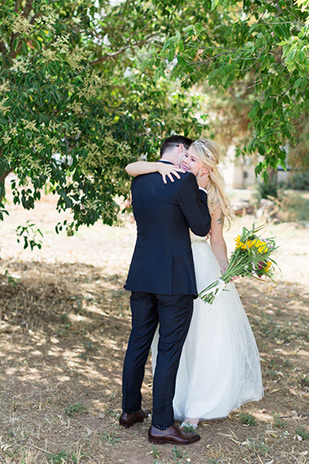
[190, 45, 264, 68]
[0, 166, 12, 203]
[191, 49, 236, 67]
[0, 40, 7, 56]
[14, 0, 22, 12]
[29, 36, 57, 63]
[10, 33, 23, 60]
[275, 2, 283, 16]
[8, 3, 41, 60]
[0, 170, 12, 185]
[30, 11, 42, 25]
[8, 1, 34, 60]
[22, 0, 33, 19]
[90, 33, 158, 66]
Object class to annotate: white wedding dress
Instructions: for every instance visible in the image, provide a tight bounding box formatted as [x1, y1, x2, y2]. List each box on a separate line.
[152, 235, 264, 421]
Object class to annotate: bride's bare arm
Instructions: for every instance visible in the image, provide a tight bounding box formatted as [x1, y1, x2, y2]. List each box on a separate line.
[209, 205, 229, 274]
[125, 161, 184, 184]
[126, 161, 160, 176]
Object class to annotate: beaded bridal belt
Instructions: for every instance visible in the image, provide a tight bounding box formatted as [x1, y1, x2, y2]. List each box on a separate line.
[190, 232, 209, 243]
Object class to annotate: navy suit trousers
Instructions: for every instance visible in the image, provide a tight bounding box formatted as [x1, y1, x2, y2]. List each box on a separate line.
[122, 292, 193, 427]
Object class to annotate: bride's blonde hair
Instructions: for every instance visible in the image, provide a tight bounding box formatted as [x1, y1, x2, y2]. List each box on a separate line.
[191, 139, 232, 227]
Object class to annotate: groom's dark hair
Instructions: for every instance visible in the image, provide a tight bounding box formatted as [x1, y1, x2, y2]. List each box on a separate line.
[160, 135, 193, 157]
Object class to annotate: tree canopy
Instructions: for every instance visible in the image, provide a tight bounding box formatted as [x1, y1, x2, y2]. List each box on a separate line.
[149, 0, 309, 180]
[0, 0, 204, 235]
[0, 0, 308, 237]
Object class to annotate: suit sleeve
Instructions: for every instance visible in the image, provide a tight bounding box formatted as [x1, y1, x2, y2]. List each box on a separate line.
[177, 173, 211, 237]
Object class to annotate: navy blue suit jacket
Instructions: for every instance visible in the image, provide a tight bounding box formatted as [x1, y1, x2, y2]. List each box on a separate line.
[125, 166, 211, 295]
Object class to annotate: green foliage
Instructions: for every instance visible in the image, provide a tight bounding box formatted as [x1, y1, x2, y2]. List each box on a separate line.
[172, 446, 187, 462]
[286, 170, 309, 190]
[180, 423, 198, 433]
[4, 269, 16, 287]
[150, 0, 309, 174]
[295, 425, 309, 440]
[254, 178, 278, 201]
[274, 192, 309, 222]
[0, 1, 131, 231]
[240, 412, 257, 426]
[151, 445, 160, 458]
[246, 438, 270, 456]
[1, 0, 307, 236]
[0, 0, 204, 234]
[273, 413, 286, 428]
[16, 221, 43, 250]
[65, 402, 87, 417]
[47, 450, 79, 464]
[49, 451, 68, 464]
[48, 451, 68, 464]
[300, 375, 309, 387]
[287, 112, 309, 169]
[98, 431, 120, 445]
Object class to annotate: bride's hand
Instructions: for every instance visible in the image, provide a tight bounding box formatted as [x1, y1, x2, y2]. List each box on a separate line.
[220, 263, 229, 275]
[220, 263, 239, 281]
[196, 168, 210, 189]
[157, 163, 185, 184]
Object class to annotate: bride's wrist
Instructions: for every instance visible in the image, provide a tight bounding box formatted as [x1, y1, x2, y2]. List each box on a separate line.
[154, 162, 161, 173]
[220, 262, 229, 273]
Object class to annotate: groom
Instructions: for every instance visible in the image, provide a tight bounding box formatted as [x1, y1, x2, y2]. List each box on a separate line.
[120, 135, 211, 444]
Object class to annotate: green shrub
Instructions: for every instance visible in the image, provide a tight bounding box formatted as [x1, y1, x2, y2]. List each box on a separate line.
[296, 425, 309, 440]
[240, 412, 257, 426]
[274, 193, 309, 222]
[254, 178, 278, 201]
[65, 402, 87, 417]
[286, 171, 309, 190]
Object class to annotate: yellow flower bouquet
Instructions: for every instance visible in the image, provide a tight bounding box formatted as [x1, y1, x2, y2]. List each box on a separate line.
[199, 224, 278, 305]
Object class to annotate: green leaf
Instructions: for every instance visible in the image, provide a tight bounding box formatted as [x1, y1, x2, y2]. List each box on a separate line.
[211, 0, 220, 10]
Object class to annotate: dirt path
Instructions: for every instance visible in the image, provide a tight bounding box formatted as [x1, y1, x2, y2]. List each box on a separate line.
[0, 186, 308, 463]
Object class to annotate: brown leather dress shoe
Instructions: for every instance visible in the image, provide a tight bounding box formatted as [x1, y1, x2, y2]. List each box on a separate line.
[119, 409, 151, 428]
[148, 424, 200, 445]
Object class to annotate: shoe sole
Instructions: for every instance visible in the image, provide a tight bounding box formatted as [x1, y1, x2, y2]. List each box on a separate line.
[119, 418, 145, 428]
[148, 436, 200, 445]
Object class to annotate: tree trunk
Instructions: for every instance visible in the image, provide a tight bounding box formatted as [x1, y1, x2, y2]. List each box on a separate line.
[0, 170, 11, 204]
[268, 167, 278, 183]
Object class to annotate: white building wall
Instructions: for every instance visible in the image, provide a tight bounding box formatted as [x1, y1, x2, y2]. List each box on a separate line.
[221, 145, 290, 188]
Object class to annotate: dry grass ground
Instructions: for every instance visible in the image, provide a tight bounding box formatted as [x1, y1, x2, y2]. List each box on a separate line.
[0, 184, 308, 464]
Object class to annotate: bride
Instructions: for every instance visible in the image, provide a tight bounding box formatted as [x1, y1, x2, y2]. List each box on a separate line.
[125, 138, 264, 427]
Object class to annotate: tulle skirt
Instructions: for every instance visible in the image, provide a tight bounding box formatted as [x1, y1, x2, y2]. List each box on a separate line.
[152, 240, 264, 420]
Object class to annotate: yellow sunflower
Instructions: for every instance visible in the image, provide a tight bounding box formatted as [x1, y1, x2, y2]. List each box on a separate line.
[234, 235, 244, 249]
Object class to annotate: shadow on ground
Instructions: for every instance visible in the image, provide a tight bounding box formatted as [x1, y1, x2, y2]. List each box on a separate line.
[0, 259, 308, 464]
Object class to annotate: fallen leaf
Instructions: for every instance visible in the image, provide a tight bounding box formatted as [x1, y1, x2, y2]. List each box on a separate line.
[289, 388, 298, 396]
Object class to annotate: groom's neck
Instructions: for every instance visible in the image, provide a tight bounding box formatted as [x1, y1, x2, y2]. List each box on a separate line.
[161, 153, 177, 164]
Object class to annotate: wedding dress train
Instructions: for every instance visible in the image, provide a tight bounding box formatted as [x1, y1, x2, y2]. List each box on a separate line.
[152, 236, 264, 421]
